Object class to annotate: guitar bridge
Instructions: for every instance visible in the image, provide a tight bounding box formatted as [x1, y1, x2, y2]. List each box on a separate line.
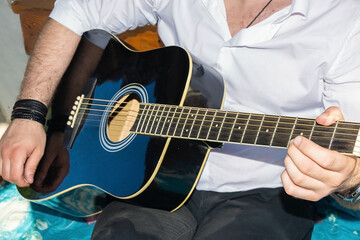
[67, 95, 85, 128]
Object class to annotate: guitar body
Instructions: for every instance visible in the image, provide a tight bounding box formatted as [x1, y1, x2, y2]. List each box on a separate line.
[17, 33, 224, 217]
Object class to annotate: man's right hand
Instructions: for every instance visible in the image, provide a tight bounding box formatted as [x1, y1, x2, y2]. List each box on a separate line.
[0, 119, 46, 187]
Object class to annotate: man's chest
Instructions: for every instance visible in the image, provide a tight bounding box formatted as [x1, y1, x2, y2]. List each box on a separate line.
[223, 0, 292, 36]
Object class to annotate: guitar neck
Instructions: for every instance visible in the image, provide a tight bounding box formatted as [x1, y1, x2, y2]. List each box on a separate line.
[132, 103, 360, 156]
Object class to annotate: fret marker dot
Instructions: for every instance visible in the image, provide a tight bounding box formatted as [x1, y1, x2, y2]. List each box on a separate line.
[238, 126, 241, 129]
[266, 129, 269, 132]
[300, 132, 304, 136]
[186, 129, 189, 132]
[215, 124, 219, 127]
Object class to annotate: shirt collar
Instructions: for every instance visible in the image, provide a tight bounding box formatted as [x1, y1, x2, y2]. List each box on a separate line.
[274, 0, 310, 23]
[202, 0, 310, 23]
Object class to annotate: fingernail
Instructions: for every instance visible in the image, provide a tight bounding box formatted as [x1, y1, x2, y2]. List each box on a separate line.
[320, 112, 329, 117]
[294, 137, 302, 146]
[27, 174, 34, 184]
[24, 177, 29, 184]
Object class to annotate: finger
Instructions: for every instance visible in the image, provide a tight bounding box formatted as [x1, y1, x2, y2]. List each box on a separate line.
[24, 147, 44, 184]
[281, 171, 321, 201]
[287, 141, 342, 184]
[2, 158, 10, 182]
[10, 147, 29, 187]
[34, 154, 54, 187]
[292, 136, 348, 172]
[316, 106, 344, 126]
[40, 166, 68, 193]
[284, 154, 325, 191]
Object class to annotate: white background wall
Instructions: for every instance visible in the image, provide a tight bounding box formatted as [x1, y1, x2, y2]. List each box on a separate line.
[0, 0, 29, 122]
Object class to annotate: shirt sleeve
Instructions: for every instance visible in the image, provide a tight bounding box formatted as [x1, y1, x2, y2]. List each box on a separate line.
[49, 0, 159, 35]
[323, 15, 360, 122]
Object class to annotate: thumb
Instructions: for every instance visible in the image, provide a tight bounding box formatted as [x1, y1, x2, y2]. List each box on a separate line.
[316, 106, 344, 126]
[24, 148, 44, 184]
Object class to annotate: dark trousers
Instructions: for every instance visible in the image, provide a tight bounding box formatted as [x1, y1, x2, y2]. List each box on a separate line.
[91, 188, 316, 240]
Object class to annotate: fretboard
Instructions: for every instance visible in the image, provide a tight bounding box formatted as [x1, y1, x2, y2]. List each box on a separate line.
[131, 103, 360, 156]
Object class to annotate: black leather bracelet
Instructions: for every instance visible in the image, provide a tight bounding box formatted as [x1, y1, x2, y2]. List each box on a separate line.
[13, 99, 47, 115]
[11, 99, 48, 125]
[11, 112, 46, 125]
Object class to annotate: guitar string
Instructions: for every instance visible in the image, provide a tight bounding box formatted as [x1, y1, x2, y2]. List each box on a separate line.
[65, 99, 360, 143]
[71, 113, 360, 141]
[73, 101, 360, 133]
[80, 122, 359, 150]
[79, 110, 353, 133]
[73, 112, 360, 144]
[79, 97, 360, 128]
[80, 97, 360, 126]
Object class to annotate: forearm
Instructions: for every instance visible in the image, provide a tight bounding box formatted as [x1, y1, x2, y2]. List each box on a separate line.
[19, 19, 81, 106]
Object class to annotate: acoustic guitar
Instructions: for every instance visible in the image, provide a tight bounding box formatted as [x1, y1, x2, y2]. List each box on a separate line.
[17, 33, 360, 218]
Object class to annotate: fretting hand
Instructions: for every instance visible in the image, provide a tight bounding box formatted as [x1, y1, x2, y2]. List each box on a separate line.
[282, 106, 360, 201]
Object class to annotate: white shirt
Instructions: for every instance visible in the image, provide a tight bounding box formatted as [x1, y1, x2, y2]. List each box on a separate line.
[50, 0, 360, 192]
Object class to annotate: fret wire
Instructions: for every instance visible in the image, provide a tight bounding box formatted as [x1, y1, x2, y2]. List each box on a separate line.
[287, 117, 298, 147]
[309, 120, 316, 141]
[180, 108, 191, 137]
[197, 109, 208, 139]
[172, 106, 185, 137]
[254, 114, 265, 144]
[134, 105, 146, 132]
[144, 104, 156, 133]
[217, 112, 227, 141]
[154, 105, 165, 134]
[228, 112, 240, 142]
[149, 105, 160, 134]
[160, 106, 171, 136]
[270, 115, 280, 147]
[161, 105, 172, 136]
[329, 121, 339, 149]
[188, 108, 199, 138]
[206, 110, 217, 140]
[240, 113, 252, 143]
[165, 106, 176, 136]
[139, 104, 151, 133]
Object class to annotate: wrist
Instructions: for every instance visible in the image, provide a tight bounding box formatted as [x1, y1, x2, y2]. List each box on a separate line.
[333, 184, 360, 203]
[333, 157, 360, 203]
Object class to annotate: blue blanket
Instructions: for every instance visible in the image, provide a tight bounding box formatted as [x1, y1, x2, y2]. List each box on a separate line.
[1, 182, 359, 240]
[0, 182, 94, 240]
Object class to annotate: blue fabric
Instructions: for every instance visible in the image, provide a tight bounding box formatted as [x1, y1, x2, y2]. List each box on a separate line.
[0, 182, 94, 240]
[1, 181, 360, 240]
[312, 197, 360, 240]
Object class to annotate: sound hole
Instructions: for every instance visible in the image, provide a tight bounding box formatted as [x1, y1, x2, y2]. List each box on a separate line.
[107, 93, 140, 142]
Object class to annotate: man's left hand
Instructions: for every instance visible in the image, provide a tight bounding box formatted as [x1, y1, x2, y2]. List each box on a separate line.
[281, 106, 359, 201]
